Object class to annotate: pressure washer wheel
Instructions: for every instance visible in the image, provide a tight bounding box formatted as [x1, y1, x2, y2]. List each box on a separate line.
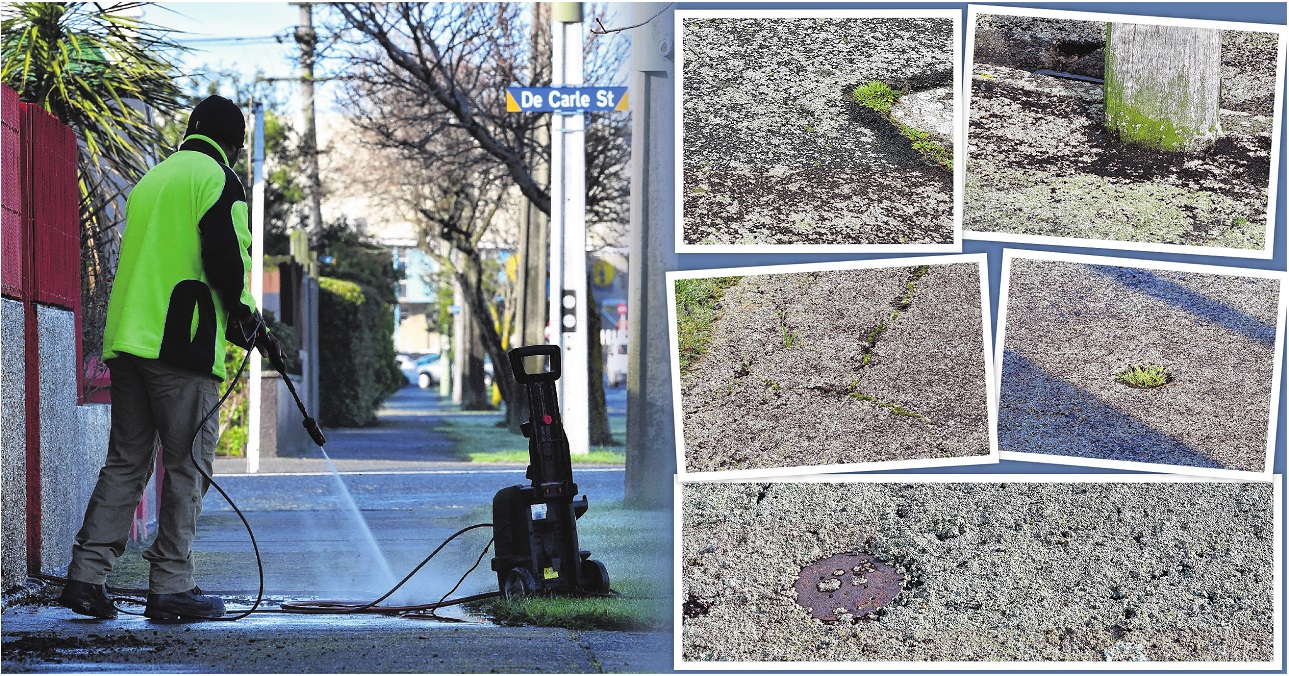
[503, 567, 536, 600]
[582, 559, 610, 594]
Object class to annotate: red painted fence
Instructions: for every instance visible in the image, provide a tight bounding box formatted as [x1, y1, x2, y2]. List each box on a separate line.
[2, 85, 80, 312]
[2, 84, 82, 572]
[2, 86, 23, 298]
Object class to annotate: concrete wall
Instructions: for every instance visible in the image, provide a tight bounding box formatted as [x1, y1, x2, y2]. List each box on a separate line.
[1, 302, 112, 591]
[2, 299, 27, 591]
[37, 306, 109, 575]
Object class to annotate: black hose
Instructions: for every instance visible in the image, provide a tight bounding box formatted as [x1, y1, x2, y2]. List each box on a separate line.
[186, 325, 265, 620]
[276, 523, 495, 614]
[45, 322, 505, 619]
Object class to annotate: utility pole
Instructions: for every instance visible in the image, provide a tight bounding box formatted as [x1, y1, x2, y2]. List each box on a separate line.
[294, 1, 324, 238]
[550, 2, 589, 455]
[512, 3, 552, 432]
[625, 3, 677, 508]
[292, 1, 322, 422]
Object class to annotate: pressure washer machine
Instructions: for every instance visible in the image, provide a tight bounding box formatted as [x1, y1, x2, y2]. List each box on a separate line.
[491, 345, 610, 600]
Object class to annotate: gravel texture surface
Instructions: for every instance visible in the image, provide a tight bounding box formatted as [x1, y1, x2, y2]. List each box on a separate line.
[680, 480, 1275, 663]
[966, 16, 1278, 249]
[679, 264, 990, 473]
[681, 16, 956, 246]
[999, 258, 1279, 472]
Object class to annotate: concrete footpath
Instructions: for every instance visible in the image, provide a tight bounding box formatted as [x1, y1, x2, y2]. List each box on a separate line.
[2, 386, 672, 673]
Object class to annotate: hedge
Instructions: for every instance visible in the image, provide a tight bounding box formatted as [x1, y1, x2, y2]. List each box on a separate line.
[318, 276, 406, 427]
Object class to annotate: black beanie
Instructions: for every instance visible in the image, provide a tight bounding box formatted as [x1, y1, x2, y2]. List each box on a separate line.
[185, 95, 245, 148]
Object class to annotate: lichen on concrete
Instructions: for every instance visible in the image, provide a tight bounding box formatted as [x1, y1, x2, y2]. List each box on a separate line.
[2, 299, 27, 592]
[679, 263, 989, 473]
[966, 16, 1277, 249]
[998, 258, 1278, 472]
[680, 480, 1274, 662]
[682, 17, 956, 246]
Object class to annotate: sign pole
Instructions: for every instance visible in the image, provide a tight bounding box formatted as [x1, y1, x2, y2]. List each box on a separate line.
[247, 102, 266, 473]
[551, 2, 589, 455]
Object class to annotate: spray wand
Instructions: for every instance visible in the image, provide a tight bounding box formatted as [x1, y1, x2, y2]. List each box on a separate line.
[261, 340, 326, 448]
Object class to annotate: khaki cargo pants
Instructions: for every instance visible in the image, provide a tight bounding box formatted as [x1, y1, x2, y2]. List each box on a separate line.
[67, 354, 221, 594]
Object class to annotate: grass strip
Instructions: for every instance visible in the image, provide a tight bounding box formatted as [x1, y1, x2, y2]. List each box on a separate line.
[675, 276, 743, 372]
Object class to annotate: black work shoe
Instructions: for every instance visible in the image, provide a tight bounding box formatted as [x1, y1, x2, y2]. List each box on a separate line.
[57, 580, 118, 619]
[144, 586, 226, 620]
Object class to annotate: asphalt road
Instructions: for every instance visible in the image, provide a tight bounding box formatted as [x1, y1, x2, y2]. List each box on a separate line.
[999, 259, 1279, 473]
[3, 386, 671, 673]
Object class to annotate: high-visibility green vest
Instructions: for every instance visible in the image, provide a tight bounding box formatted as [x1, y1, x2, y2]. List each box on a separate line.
[103, 134, 257, 380]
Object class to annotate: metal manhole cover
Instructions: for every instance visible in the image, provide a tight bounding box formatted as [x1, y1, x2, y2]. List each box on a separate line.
[794, 552, 901, 622]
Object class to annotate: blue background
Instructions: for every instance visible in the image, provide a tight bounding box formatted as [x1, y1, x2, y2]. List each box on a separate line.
[672, 2, 1287, 671]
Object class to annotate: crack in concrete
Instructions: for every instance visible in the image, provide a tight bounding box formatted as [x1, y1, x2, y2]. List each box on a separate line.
[567, 630, 605, 673]
[837, 266, 934, 420]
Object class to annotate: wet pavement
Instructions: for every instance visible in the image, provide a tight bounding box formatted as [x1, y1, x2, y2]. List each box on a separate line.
[3, 386, 671, 673]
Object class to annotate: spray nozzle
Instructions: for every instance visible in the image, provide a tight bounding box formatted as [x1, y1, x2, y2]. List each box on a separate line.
[303, 416, 327, 447]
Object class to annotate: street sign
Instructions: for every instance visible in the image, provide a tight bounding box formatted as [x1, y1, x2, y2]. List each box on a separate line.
[505, 86, 629, 113]
[591, 259, 615, 287]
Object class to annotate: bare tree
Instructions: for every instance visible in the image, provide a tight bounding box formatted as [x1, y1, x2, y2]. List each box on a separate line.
[327, 2, 630, 430]
[1104, 23, 1221, 151]
[328, 3, 629, 226]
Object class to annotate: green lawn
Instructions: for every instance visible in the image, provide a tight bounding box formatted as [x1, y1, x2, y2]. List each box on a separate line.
[440, 408, 627, 464]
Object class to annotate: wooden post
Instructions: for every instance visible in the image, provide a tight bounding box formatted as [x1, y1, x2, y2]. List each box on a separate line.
[1104, 23, 1221, 151]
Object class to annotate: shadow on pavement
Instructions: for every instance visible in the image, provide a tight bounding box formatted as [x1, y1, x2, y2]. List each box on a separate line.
[1088, 265, 1276, 346]
[998, 350, 1223, 469]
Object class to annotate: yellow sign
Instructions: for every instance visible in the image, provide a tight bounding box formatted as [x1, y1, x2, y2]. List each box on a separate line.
[591, 260, 615, 288]
[543, 567, 558, 580]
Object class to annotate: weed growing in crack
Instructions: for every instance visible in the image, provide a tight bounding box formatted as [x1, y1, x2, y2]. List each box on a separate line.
[865, 320, 887, 346]
[779, 308, 799, 348]
[853, 81, 952, 170]
[899, 124, 953, 169]
[897, 265, 931, 310]
[845, 381, 926, 419]
[1116, 364, 1171, 389]
[1233, 215, 1249, 227]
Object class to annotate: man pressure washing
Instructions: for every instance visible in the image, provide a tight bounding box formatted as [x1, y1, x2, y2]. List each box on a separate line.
[58, 95, 284, 621]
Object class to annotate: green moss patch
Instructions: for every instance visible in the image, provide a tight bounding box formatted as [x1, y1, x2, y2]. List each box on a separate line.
[853, 80, 900, 112]
[853, 80, 953, 170]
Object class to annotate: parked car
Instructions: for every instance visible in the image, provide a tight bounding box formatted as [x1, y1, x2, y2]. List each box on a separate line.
[606, 339, 628, 388]
[415, 353, 445, 389]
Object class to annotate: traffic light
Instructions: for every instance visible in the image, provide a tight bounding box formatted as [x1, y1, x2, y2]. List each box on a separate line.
[561, 290, 576, 332]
